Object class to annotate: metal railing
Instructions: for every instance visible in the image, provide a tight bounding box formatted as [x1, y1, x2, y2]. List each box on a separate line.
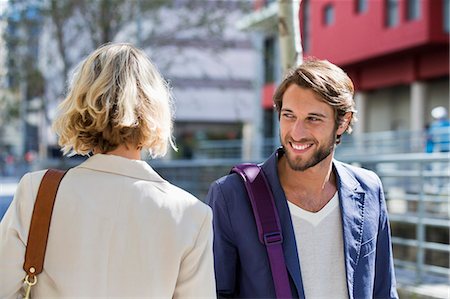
[149, 152, 450, 285]
[149, 158, 243, 200]
[21, 133, 450, 286]
[195, 129, 449, 160]
[338, 153, 450, 284]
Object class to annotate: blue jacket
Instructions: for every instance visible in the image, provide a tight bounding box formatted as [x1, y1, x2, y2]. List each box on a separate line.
[206, 149, 398, 299]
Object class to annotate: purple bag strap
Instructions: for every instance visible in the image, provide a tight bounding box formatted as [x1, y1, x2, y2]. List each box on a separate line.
[231, 163, 292, 299]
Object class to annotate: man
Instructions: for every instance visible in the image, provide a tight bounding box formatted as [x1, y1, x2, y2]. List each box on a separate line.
[206, 59, 398, 299]
[428, 106, 450, 152]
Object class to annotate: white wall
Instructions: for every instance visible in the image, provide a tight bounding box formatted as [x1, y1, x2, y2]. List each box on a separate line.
[364, 79, 449, 133]
[172, 88, 255, 122]
[38, 3, 258, 126]
[366, 85, 410, 132]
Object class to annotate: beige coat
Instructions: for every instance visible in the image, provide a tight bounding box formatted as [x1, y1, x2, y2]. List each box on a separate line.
[0, 154, 216, 298]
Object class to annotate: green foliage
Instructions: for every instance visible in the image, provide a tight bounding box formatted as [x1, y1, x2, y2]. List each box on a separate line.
[3, 0, 245, 126]
[0, 90, 20, 125]
[26, 68, 45, 98]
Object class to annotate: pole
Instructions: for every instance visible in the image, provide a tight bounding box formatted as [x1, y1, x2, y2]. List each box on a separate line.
[277, 0, 303, 73]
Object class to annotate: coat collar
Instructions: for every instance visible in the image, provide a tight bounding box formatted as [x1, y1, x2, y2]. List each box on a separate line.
[76, 154, 166, 183]
[333, 160, 366, 298]
[260, 148, 365, 298]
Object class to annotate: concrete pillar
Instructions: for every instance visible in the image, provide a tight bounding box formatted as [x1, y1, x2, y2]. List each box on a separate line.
[410, 81, 426, 132]
[353, 92, 367, 153]
[242, 33, 264, 161]
[242, 122, 255, 161]
[410, 81, 426, 152]
[354, 91, 367, 136]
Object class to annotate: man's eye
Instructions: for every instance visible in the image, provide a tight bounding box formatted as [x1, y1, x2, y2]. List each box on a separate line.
[308, 117, 321, 122]
[282, 113, 294, 119]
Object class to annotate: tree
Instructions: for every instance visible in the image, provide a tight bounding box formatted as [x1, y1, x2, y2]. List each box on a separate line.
[48, 0, 76, 86]
[2, 0, 46, 154]
[4, 0, 252, 156]
[43, 0, 245, 87]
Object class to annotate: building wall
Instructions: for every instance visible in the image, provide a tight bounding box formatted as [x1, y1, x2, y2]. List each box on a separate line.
[301, 0, 449, 91]
[162, 44, 257, 122]
[33, 2, 259, 156]
[344, 48, 449, 91]
[365, 85, 410, 132]
[240, 0, 448, 146]
[299, 0, 449, 134]
[172, 88, 255, 122]
[302, 0, 449, 65]
[363, 77, 449, 133]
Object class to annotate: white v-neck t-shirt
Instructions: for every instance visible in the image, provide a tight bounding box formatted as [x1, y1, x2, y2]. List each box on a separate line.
[287, 193, 349, 299]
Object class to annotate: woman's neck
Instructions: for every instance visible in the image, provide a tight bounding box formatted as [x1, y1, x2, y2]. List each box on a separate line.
[94, 144, 141, 160]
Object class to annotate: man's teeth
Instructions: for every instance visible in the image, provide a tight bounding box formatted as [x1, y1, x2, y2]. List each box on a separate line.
[291, 143, 311, 150]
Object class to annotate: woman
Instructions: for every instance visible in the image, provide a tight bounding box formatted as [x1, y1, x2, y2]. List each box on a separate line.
[0, 43, 215, 298]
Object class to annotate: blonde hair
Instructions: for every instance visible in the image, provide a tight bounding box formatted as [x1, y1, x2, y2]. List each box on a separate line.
[53, 43, 175, 158]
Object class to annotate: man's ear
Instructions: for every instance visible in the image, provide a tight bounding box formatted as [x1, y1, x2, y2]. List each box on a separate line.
[337, 112, 352, 135]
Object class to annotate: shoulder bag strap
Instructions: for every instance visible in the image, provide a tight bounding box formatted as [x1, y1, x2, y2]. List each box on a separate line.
[231, 164, 292, 299]
[23, 169, 67, 283]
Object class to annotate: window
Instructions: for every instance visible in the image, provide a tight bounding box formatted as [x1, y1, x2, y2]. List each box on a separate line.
[445, 0, 450, 33]
[406, 0, 420, 20]
[263, 109, 275, 138]
[385, 0, 399, 27]
[264, 37, 275, 84]
[324, 4, 334, 26]
[302, 0, 311, 52]
[355, 0, 368, 13]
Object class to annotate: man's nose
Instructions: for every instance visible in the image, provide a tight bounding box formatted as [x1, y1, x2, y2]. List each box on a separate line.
[291, 120, 308, 141]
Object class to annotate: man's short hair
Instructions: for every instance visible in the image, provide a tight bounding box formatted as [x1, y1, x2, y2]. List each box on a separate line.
[273, 58, 357, 133]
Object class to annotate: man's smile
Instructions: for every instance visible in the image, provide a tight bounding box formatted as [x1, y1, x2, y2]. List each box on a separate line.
[289, 141, 314, 152]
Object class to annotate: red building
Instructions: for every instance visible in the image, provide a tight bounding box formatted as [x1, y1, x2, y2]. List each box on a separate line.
[242, 0, 449, 138]
[302, 0, 448, 91]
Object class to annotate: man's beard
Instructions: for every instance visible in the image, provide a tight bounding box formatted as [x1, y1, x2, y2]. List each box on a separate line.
[281, 131, 337, 172]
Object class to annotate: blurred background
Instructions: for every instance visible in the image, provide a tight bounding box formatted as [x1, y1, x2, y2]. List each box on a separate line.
[0, 0, 449, 297]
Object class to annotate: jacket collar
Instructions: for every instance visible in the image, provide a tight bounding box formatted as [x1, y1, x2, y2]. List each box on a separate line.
[76, 154, 166, 183]
[260, 148, 365, 298]
[333, 160, 366, 298]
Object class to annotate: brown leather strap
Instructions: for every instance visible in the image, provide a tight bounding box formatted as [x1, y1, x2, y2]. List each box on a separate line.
[23, 169, 67, 278]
